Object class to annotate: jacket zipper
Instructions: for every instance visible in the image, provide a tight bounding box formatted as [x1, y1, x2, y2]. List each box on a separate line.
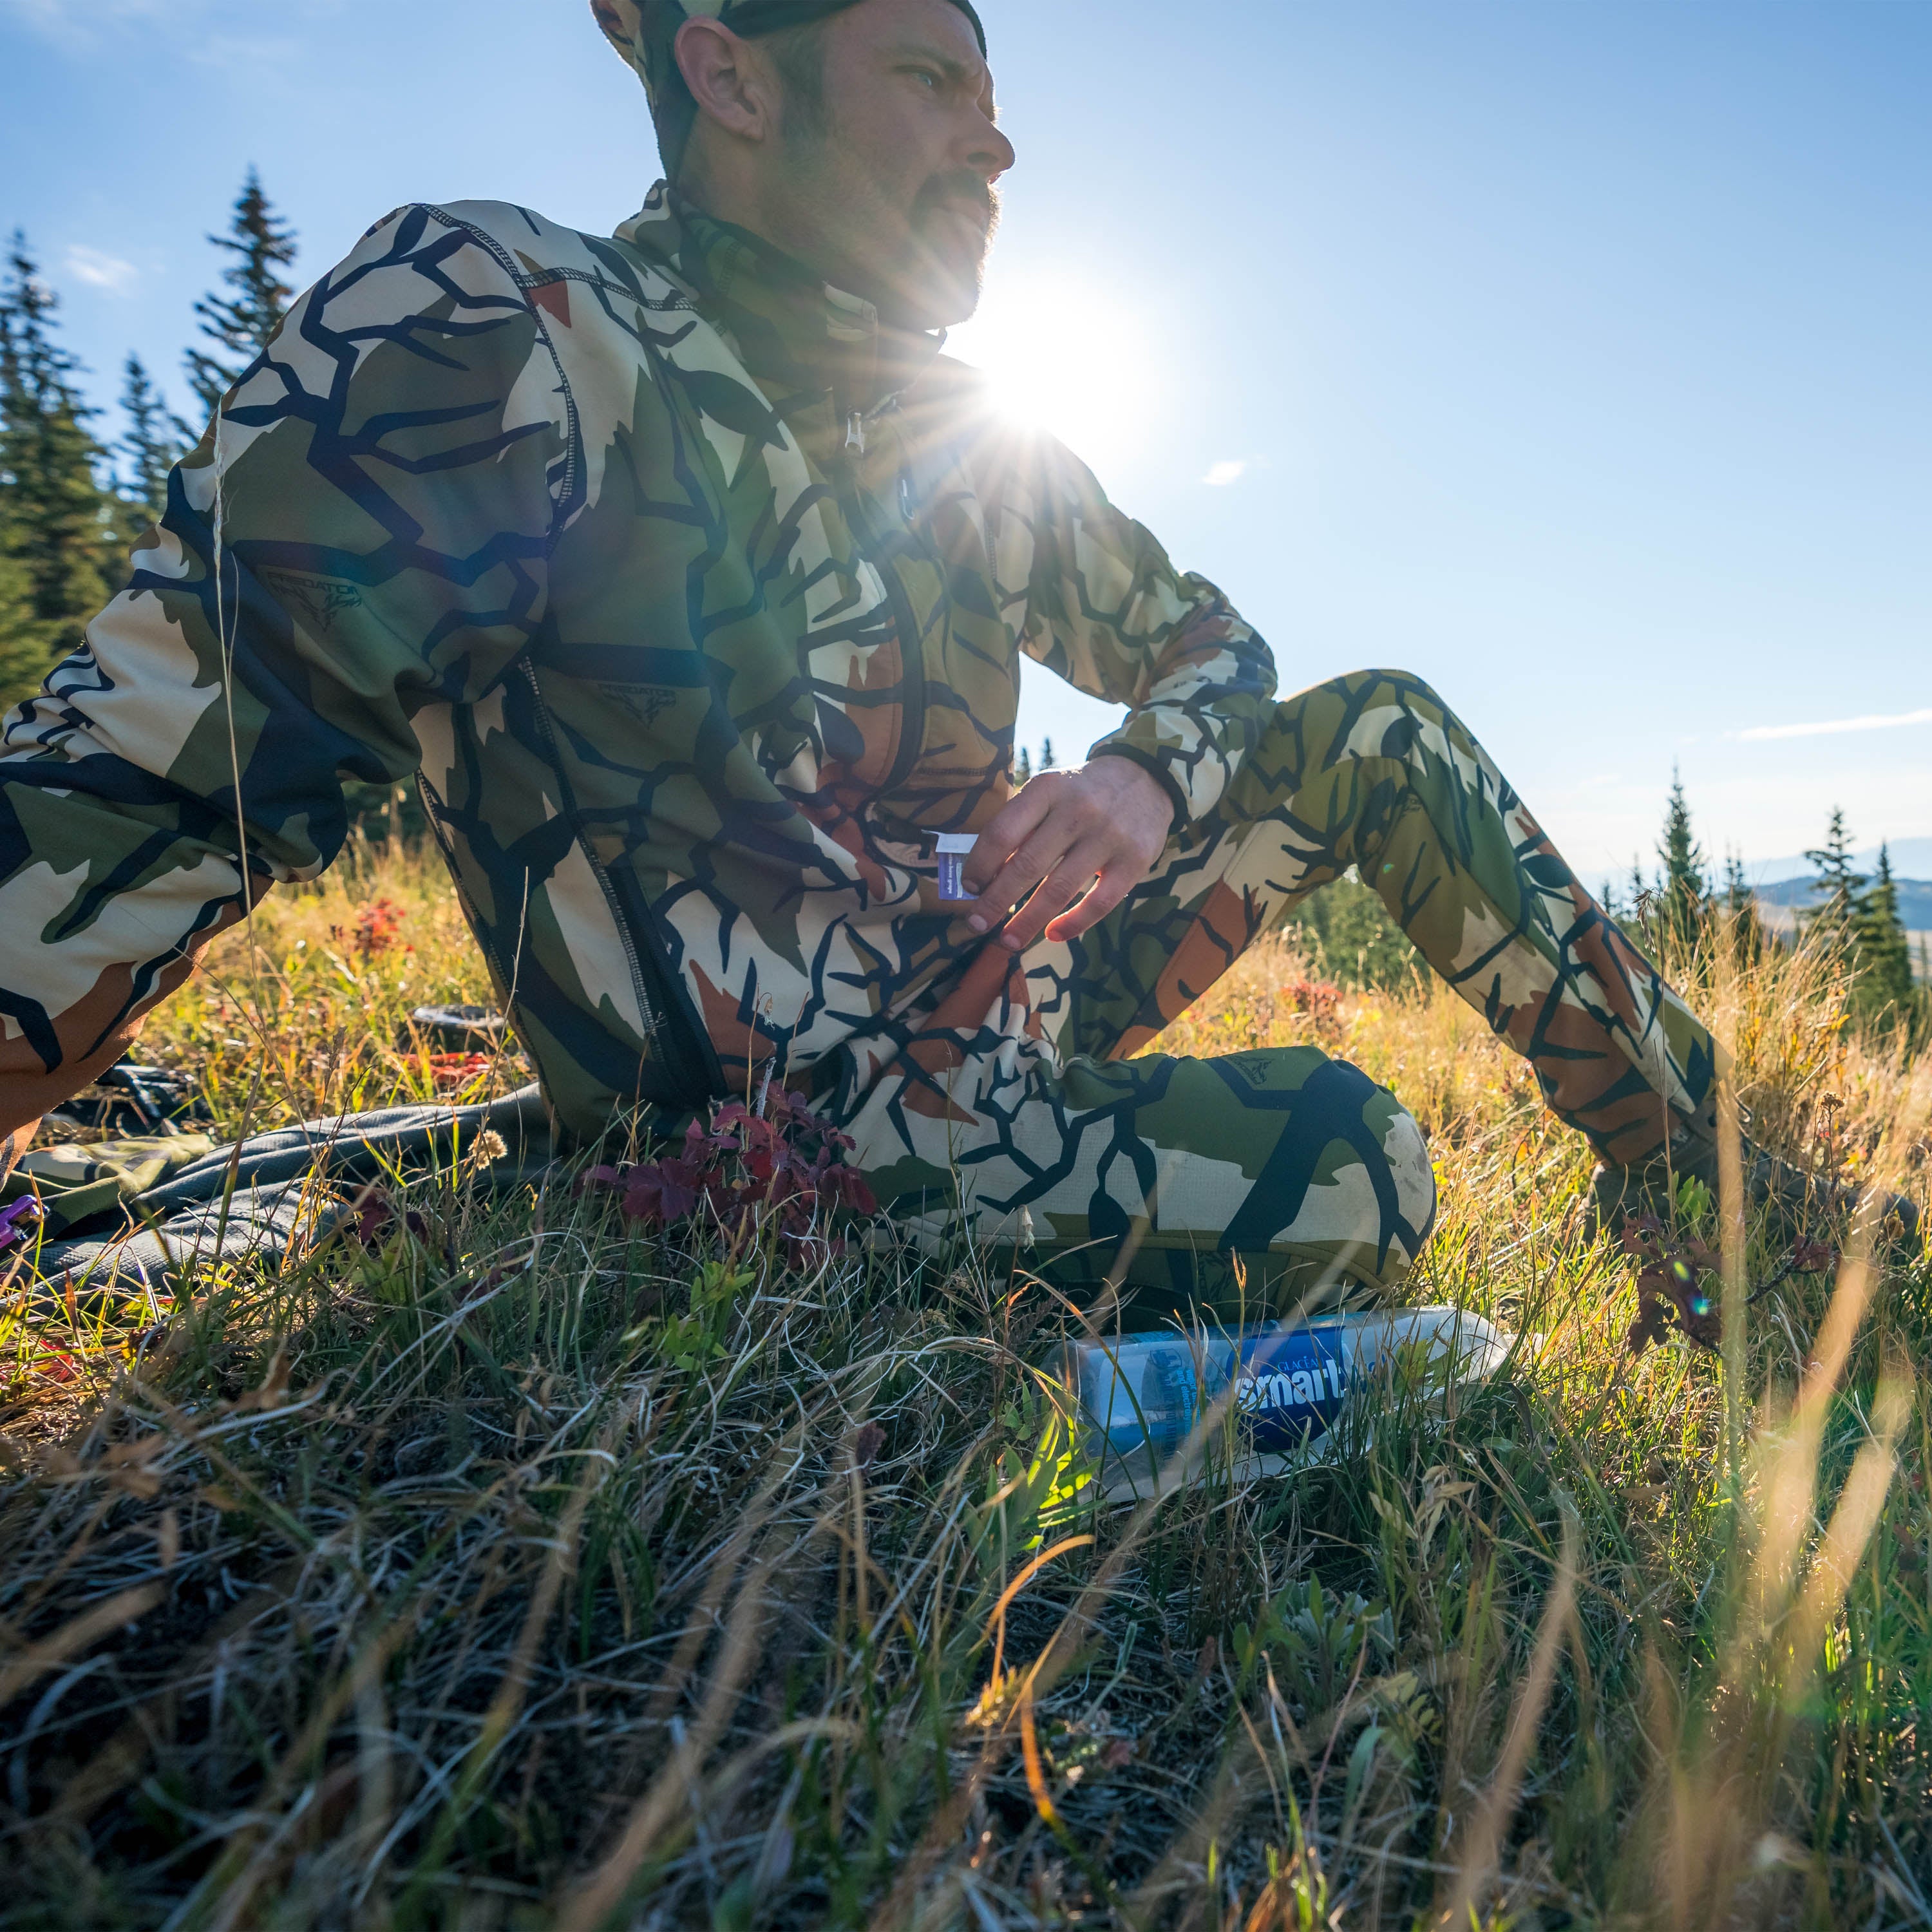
[838, 407, 927, 800]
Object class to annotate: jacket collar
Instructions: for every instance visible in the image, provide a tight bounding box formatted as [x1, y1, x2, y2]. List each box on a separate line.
[614, 182, 947, 424]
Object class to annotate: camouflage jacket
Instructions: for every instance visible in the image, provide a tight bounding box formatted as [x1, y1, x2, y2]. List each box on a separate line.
[0, 188, 1274, 1139]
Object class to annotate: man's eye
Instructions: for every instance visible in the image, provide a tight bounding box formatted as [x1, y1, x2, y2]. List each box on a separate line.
[911, 68, 940, 88]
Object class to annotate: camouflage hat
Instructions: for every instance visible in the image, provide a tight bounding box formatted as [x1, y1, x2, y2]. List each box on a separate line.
[592, 0, 988, 173]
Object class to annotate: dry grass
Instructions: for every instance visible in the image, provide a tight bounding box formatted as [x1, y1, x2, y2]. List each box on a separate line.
[2, 851, 1929, 1929]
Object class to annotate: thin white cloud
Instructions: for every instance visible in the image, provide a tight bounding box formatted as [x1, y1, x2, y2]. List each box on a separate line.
[8, 0, 332, 64]
[187, 32, 303, 76]
[1202, 459, 1247, 488]
[63, 246, 138, 296]
[3, 0, 175, 50]
[1735, 706, 1932, 743]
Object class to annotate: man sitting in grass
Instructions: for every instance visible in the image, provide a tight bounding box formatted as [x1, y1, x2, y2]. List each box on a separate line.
[0, 0, 1906, 1318]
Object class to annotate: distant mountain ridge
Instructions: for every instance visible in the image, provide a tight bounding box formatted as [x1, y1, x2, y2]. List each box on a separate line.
[1748, 838, 1932, 886]
[1754, 873, 1932, 935]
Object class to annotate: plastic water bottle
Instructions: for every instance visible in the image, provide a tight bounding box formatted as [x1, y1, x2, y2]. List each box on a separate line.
[1048, 1307, 1510, 1500]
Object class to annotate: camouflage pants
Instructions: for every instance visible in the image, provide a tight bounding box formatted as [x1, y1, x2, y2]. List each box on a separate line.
[819, 669, 1719, 1323]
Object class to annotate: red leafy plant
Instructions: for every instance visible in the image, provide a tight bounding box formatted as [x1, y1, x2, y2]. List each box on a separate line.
[1620, 1217, 1723, 1354]
[1284, 978, 1342, 1023]
[424, 1050, 494, 1092]
[329, 897, 407, 959]
[583, 1088, 876, 1250]
[1619, 1215, 1841, 1356]
[34, 1341, 81, 1385]
[346, 1186, 430, 1248]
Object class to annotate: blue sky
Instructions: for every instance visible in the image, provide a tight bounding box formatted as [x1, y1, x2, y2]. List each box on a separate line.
[3, 0, 1927, 886]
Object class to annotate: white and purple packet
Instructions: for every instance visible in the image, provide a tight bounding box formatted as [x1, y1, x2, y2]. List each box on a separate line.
[932, 832, 978, 903]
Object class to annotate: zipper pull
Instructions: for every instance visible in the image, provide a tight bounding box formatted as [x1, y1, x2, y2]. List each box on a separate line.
[845, 410, 866, 456]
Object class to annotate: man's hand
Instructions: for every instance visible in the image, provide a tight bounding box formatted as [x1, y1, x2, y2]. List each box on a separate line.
[963, 757, 1175, 952]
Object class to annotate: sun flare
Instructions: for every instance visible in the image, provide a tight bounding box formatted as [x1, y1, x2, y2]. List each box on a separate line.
[947, 276, 1159, 474]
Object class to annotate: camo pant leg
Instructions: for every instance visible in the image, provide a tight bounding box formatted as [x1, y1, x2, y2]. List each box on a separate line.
[1024, 666, 1719, 1165]
[829, 668, 1718, 1323]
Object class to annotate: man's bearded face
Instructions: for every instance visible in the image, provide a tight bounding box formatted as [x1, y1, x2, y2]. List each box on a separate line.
[759, 0, 1012, 329]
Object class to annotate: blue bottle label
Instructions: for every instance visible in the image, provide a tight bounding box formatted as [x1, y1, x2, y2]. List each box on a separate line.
[1232, 1329, 1350, 1448]
[1074, 1323, 1354, 1463]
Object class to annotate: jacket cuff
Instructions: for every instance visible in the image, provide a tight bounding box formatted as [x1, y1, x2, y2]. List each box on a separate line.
[1085, 741, 1191, 831]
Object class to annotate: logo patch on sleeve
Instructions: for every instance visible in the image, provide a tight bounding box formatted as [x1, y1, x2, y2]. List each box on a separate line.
[264, 571, 364, 636]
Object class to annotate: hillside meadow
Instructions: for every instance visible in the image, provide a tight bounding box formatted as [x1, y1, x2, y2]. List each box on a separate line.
[2, 842, 1929, 1930]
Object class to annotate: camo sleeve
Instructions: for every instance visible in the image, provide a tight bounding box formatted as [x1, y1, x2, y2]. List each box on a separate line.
[992, 428, 1277, 824]
[0, 202, 565, 1122]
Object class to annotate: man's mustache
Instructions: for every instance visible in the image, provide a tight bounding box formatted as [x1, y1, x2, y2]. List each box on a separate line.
[912, 172, 1000, 240]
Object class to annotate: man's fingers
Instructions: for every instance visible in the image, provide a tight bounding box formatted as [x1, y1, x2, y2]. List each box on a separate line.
[997, 843, 1109, 952]
[962, 781, 1054, 897]
[1044, 863, 1137, 944]
[965, 790, 1083, 932]
[968, 829, 1066, 935]
[956, 757, 1171, 947]
[960, 764, 1170, 943]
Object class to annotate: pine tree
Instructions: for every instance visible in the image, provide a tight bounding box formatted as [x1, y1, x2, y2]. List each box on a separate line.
[0, 540, 35, 706]
[1801, 807, 1865, 950]
[117, 354, 192, 524]
[185, 168, 298, 417]
[1721, 847, 1763, 956]
[1014, 744, 1032, 786]
[0, 232, 116, 703]
[1039, 737, 1056, 771]
[1853, 843, 1915, 1023]
[1654, 765, 1707, 951]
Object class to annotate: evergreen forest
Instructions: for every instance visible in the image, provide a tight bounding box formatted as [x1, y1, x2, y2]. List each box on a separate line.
[0, 168, 293, 710]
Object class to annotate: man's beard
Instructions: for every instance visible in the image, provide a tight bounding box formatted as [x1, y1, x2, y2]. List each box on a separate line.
[912, 170, 999, 251]
[904, 171, 999, 318]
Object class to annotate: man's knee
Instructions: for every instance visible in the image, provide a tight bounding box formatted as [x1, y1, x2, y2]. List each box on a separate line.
[1260, 671, 1465, 806]
[1302, 667, 1450, 723]
[1139, 1048, 1437, 1275]
[1278, 1088, 1433, 1288]
[1065, 1073, 1437, 1325]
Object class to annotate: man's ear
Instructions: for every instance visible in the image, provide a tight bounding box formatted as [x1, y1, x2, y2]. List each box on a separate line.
[674, 17, 779, 146]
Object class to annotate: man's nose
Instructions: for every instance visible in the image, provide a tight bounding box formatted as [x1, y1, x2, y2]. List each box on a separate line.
[963, 113, 1016, 184]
